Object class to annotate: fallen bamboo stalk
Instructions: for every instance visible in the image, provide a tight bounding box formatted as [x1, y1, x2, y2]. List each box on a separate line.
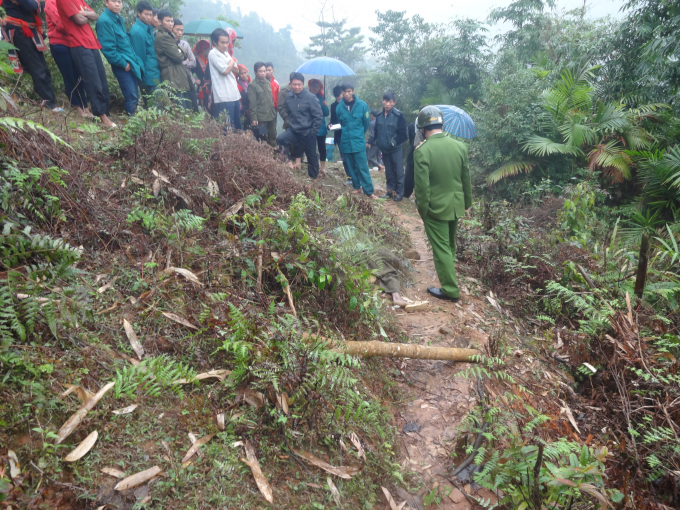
[337, 341, 480, 362]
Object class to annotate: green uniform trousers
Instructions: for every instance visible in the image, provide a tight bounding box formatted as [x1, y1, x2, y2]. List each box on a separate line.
[344, 150, 375, 196]
[422, 216, 460, 299]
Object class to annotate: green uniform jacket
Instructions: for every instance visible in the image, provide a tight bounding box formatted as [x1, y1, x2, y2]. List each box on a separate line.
[248, 77, 276, 123]
[336, 95, 370, 154]
[154, 27, 190, 92]
[278, 83, 291, 129]
[129, 18, 160, 87]
[96, 9, 143, 81]
[414, 132, 472, 221]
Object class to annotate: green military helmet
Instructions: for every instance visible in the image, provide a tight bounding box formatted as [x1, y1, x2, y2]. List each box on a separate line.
[416, 106, 444, 129]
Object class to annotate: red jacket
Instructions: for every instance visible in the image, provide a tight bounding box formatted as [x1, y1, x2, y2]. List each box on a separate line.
[269, 77, 279, 109]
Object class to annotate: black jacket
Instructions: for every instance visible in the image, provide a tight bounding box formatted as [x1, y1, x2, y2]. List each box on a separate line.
[375, 107, 408, 154]
[330, 101, 342, 144]
[4, 0, 43, 28]
[284, 88, 323, 136]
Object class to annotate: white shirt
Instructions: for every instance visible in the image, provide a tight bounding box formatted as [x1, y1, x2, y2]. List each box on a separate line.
[208, 48, 240, 103]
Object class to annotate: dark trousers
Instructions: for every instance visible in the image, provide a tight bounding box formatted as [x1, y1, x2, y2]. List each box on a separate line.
[317, 135, 327, 162]
[367, 144, 382, 167]
[111, 65, 139, 115]
[140, 83, 157, 107]
[277, 129, 319, 178]
[70, 46, 110, 117]
[404, 157, 415, 198]
[12, 30, 57, 108]
[50, 43, 87, 109]
[383, 146, 405, 197]
[213, 100, 242, 130]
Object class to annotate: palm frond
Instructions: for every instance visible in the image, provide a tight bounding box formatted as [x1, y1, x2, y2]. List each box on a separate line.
[523, 136, 582, 157]
[486, 160, 537, 184]
[662, 146, 680, 189]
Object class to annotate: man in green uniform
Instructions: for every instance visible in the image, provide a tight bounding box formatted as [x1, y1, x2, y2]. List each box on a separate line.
[248, 61, 277, 147]
[414, 106, 472, 302]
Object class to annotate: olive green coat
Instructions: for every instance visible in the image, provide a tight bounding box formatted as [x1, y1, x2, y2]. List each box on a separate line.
[248, 77, 276, 123]
[414, 132, 472, 221]
[278, 83, 292, 129]
[154, 27, 191, 92]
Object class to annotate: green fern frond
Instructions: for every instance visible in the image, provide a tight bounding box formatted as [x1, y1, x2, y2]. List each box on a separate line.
[486, 160, 537, 184]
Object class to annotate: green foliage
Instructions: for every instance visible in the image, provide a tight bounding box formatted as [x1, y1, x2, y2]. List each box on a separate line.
[1, 164, 68, 227]
[112, 354, 198, 399]
[474, 436, 612, 509]
[306, 19, 367, 68]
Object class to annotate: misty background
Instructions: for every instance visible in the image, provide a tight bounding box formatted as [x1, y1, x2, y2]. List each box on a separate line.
[181, 0, 626, 91]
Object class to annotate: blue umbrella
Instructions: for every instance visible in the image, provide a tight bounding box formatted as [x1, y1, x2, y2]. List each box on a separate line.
[434, 104, 477, 139]
[296, 57, 355, 77]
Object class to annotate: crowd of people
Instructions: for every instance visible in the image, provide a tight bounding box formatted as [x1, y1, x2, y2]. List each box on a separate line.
[2, 0, 419, 200]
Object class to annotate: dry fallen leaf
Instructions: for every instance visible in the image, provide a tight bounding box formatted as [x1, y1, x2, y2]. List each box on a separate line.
[241, 439, 273, 503]
[152, 178, 161, 198]
[216, 413, 225, 431]
[382, 486, 400, 510]
[64, 430, 98, 462]
[95, 301, 120, 315]
[115, 466, 162, 492]
[276, 392, 289, 414]
[221, 200, 243, 219]
[97, 281, 113, 294]
[349, 432, 365, 460]
[207, 177, 219, 197]
[181, 433, 215, 463]
[151, 170, 170, 183]
[112, 404, 138, 415]
[173, 369, 231, 384]
[405, 302, 429, 313]
[123, 319, 144, 360]
[8, 450, 20, 479]
[560, 404, 581, 434]
[293, 449, 361, 479]
[61, 384, 94, 406]
[243, 388, 265, 408]
[327, 477, 343, 508]
[101, 467, 126, 478]
[164, 267, 203, 286]
[161, 311, 199, 330]
[187, 433, 204, 459]
[168, 187, 192, 206]
[56, 382, 115, 444]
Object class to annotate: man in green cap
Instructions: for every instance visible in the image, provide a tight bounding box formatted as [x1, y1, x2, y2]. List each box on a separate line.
[414, 106, 472, 302]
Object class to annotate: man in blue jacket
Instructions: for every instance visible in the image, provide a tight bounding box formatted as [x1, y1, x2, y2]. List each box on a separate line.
[375, 91, 408, 201]
[336, 82, 378, 199]
[128, 1, 160, 104]
[96, 0, 143, 115]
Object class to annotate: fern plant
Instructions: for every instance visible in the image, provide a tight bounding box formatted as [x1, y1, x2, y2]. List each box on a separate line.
[112, 354, 198, 400]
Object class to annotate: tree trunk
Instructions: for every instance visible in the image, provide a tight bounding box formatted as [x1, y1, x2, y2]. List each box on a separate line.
[338, 341, 480, 362]
[634, 233, 650, 299]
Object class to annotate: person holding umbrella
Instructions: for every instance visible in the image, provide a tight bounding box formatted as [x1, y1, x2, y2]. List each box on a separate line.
[414, 106, 472, 303]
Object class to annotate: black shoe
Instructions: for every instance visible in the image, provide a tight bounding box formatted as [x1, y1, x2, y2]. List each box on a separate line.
[427, 287, 460, 302]
[394, 195, 403, 202]
[379, 192, 393, 199]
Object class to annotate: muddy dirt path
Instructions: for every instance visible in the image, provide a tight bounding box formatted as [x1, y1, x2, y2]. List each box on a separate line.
[315, 162, 501, 508]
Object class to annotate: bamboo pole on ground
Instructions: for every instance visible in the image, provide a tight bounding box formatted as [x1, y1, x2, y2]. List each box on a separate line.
[338, 341, 480, 362]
